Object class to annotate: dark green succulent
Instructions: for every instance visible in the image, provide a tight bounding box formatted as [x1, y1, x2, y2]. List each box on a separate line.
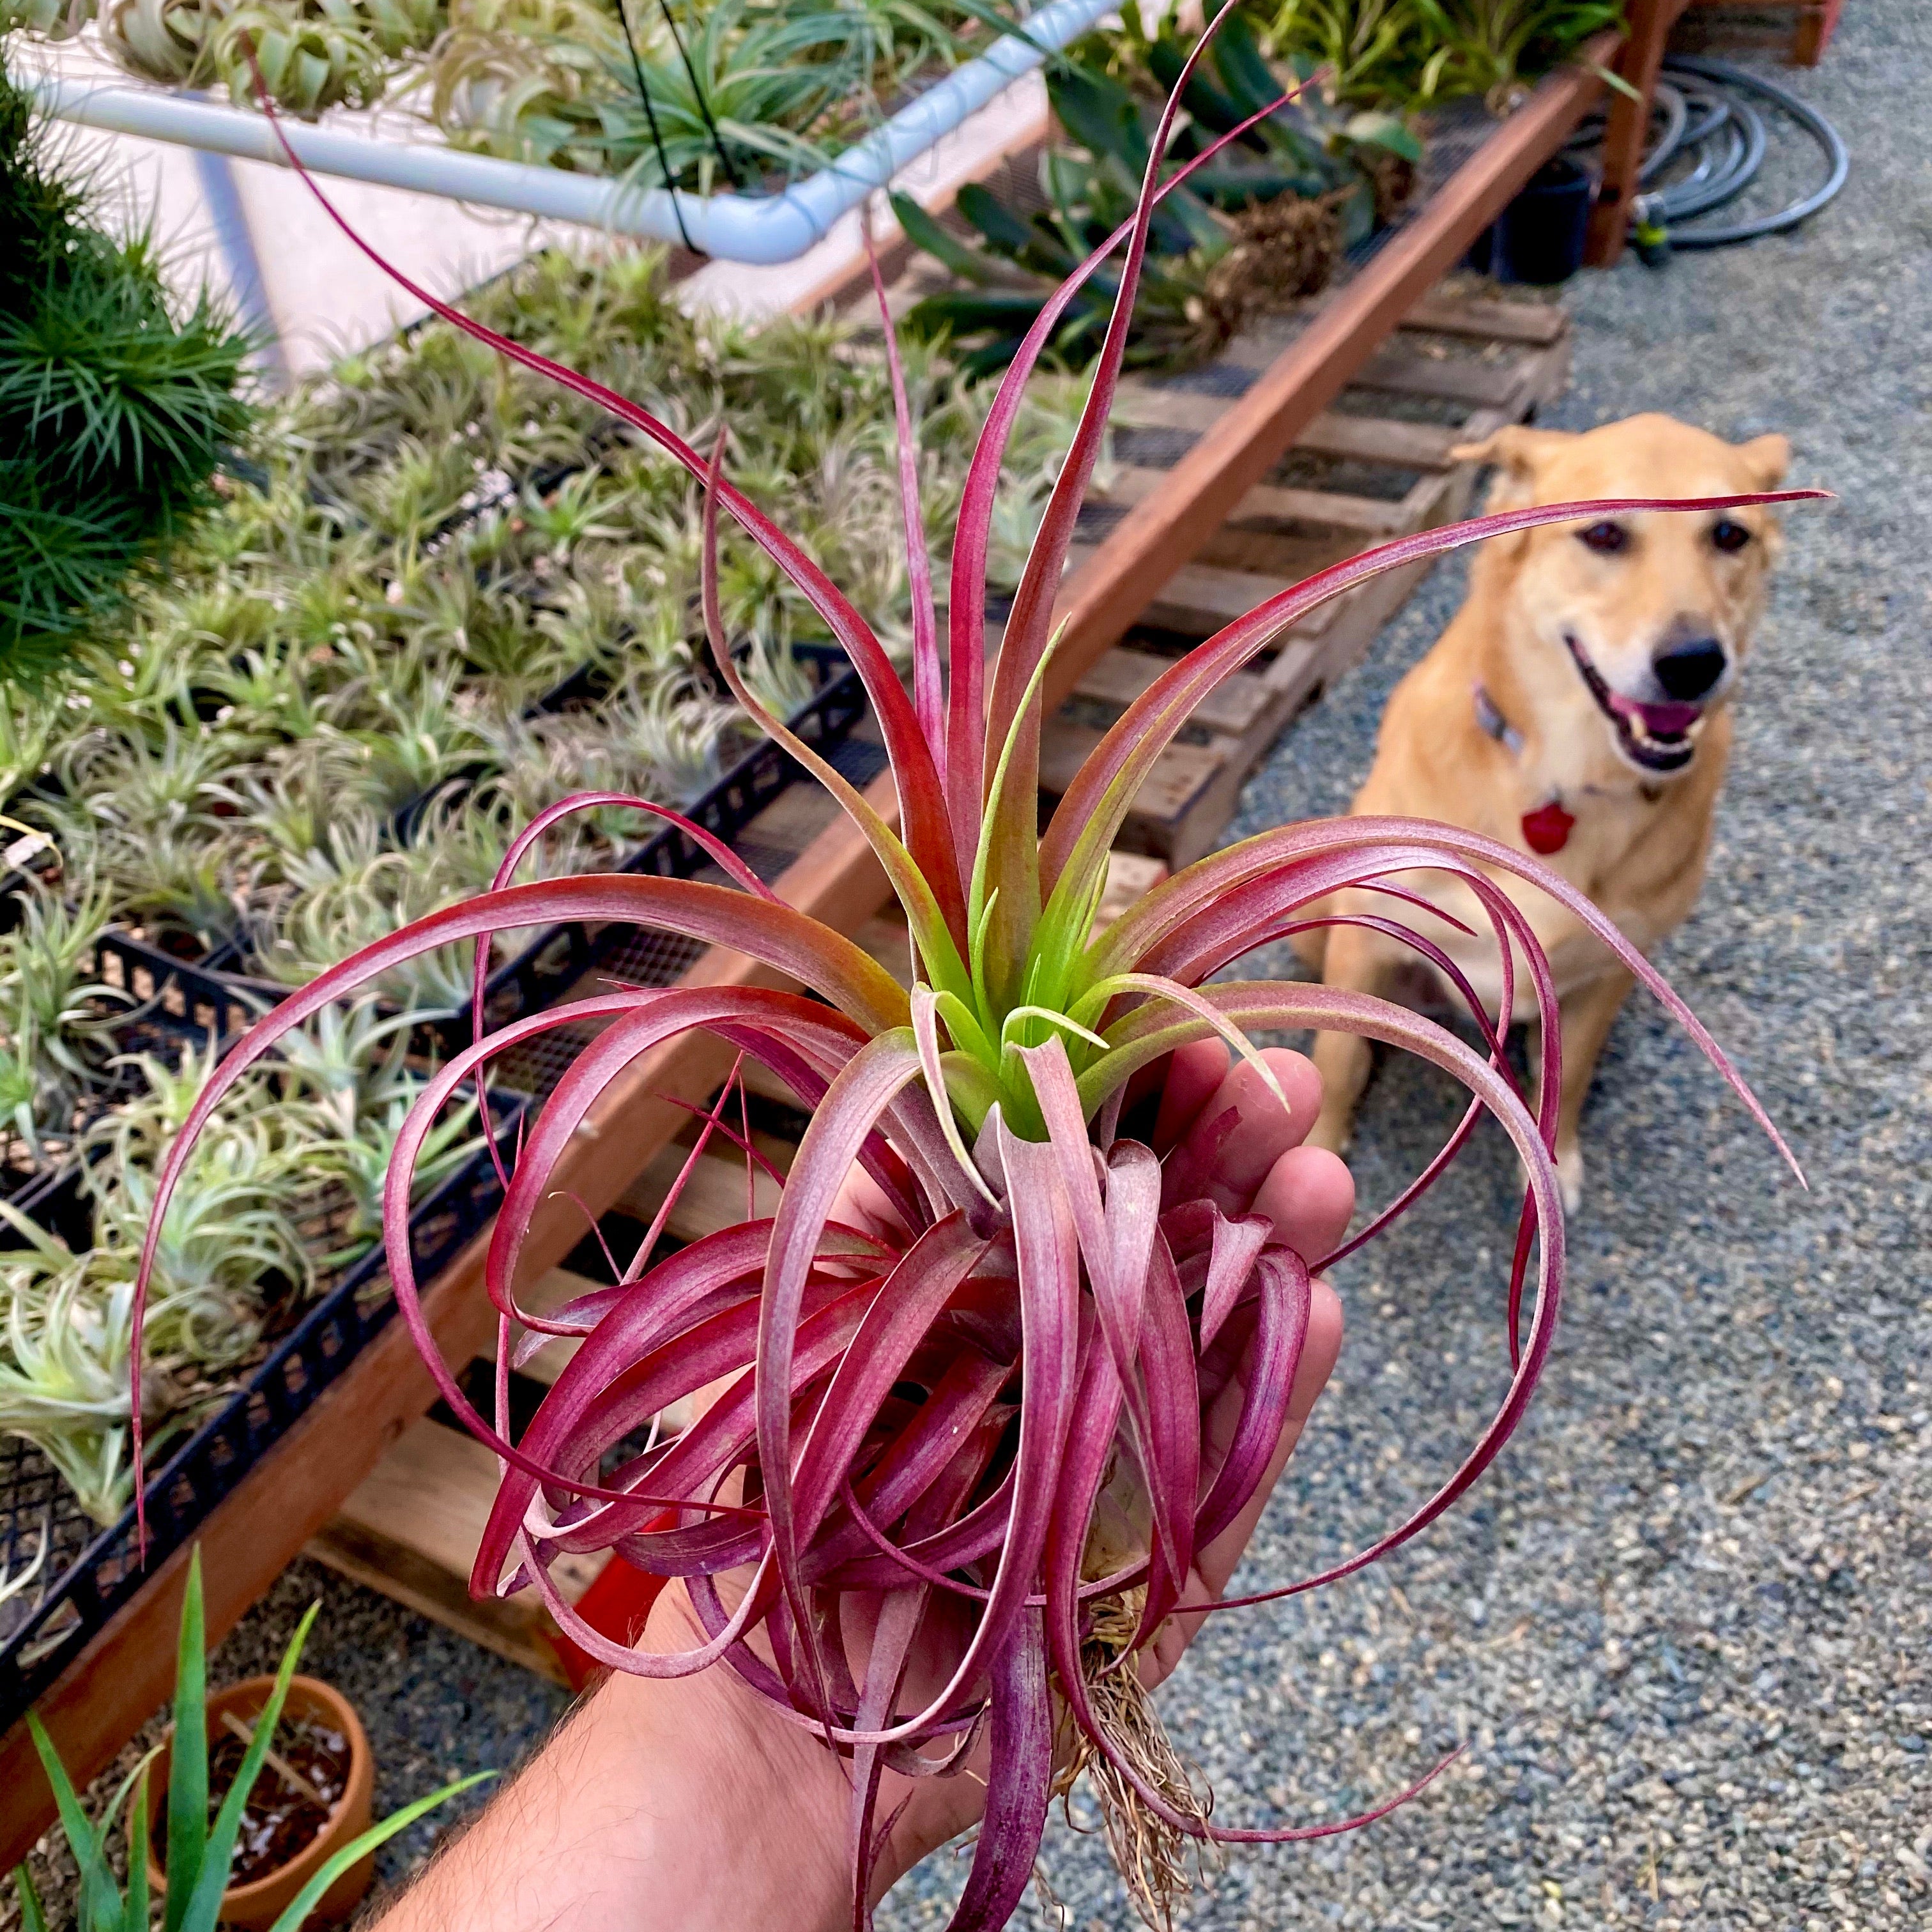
[891, 10, 1419, 376]
[0, 63, 255, 685]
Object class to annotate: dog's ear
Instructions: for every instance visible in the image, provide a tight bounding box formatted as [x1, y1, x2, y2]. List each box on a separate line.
[1447, 425, 1575, 512]
[1736, 432, 1791, 491]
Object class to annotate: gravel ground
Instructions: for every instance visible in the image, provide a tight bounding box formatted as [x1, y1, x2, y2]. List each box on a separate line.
[18, 10, 1926, 1928]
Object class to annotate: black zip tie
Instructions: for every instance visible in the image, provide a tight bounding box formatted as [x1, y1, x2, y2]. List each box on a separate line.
[652, 0, 742, 192]
[612, 0, 696, 249]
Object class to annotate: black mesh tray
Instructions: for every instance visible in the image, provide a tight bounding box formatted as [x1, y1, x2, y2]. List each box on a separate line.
[0, 1083, 526, 1732]
[0, 929, 270, 1212]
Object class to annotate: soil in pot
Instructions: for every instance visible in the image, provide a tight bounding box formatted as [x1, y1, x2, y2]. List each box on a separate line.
[148, 1676, 376, 1929]
[176, 1712, 355, 1889]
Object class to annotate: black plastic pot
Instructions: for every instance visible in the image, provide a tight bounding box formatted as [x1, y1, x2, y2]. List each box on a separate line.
[1468, 156, 1595, 285]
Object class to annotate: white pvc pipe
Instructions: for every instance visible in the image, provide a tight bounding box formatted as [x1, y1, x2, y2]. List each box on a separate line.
[29, 0, 1110, 264]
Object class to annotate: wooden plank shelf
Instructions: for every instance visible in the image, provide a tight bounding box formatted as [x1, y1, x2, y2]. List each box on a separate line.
[1045, 287, 1573, 867]
[0, 45, 1609, 1860]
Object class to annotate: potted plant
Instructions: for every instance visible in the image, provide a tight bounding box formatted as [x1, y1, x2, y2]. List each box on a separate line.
[10, 1548, 484, 1932]
[141, 1671, 373, 1930]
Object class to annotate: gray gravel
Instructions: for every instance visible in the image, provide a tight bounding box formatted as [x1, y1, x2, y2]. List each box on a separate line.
[20, 8, 1926, 1929]
[890, 4, 1932, 1926]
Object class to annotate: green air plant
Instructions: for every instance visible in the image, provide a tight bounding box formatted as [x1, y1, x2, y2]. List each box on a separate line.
[1265, 0, 1627, 113]
[86, 0, 437, 114]
[0, 877, 128, 1163]
[10, 1548, 487, 1932]
[893, 13, 1418, 375]
[137, 33, 1816, 1931]
[254, 834, 494, 1015]
[272, 992, 486, 1252]
[427, 0, 1027, 190]
[0, 1219, 150, 1519]
[30, 719, 263, 949]
[4, 1045, 308, 1521]
[0, 68, 254, 682]
[0, 1015, 475, 1518]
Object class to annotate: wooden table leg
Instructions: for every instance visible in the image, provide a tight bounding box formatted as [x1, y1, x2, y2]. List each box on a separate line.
[1584, 0, 1691, 268]
[1794, 0, 1843, 65]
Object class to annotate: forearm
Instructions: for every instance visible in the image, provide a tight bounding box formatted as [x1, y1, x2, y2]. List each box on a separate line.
[374, 1636, 852, 1932]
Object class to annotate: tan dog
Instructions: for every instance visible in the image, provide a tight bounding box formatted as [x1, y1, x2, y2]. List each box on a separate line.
[1298, 413, 1790, 1209]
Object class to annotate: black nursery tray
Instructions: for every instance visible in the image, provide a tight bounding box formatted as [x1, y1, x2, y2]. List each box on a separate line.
[0, 930, 528, 1731]
[0, 1088, 526, 1733]
[0, 929, 267, 1213]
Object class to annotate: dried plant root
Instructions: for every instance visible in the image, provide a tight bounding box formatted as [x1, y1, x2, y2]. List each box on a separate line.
[1054, 1591, 1219, 1932]
[1204, 190, 1348, 333]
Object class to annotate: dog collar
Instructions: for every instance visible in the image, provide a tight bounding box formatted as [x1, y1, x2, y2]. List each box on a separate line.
[1474, 682, 1575, 855]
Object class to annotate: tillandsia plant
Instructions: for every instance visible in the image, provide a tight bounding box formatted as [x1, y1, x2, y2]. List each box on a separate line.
[0, 1018, 484, 1521]
[894, 12, 1418, 376]
[135, 21, 1815, 1925]
[10, 1548, 487, 1932]
[0, 875, 128, 1164]
[69, 0, 438, 114]
[425, 0, 1029, 191]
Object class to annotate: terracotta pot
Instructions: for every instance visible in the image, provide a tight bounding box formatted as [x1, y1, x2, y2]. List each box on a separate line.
[146, 1675, 374, 1930]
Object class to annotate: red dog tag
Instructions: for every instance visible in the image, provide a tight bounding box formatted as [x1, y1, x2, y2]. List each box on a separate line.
[1521, 798, 1575, 855]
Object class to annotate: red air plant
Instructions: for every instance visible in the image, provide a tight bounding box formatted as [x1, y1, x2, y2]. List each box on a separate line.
[134, 24, 1818, 1930]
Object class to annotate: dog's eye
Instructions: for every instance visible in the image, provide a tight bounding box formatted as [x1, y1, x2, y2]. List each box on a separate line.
[1710, 518, 1752, 554]
[1579, 521, 1629, 556]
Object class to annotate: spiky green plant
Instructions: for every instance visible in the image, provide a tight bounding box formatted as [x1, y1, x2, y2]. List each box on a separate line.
[429, 0, 1030, 190]
[272, 994, 486, 1254]
[894, 15, 1417, 374]
[0, 1007, 490, 1517]
[0, 68, 254, 683]
[0, 877, 127, 1158]
[0, 1220, 148, 1520]
[11, 1549, 487, 1932]
[1265, 0, 1627, 112]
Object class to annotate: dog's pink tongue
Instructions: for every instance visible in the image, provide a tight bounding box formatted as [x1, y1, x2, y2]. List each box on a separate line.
[1607, 690, 1702, 736]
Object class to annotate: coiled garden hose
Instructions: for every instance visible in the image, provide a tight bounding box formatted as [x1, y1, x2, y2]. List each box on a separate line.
[1568, 54, 1850, 263]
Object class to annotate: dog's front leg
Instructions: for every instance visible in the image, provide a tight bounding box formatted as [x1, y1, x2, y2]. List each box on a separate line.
[1306, 922, 1392, 1156]
[1535, 967, 1636, 1214]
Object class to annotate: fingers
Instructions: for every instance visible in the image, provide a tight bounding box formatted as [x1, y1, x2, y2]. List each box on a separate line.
[1250, 1144, 1355, 1265]
[1177, 1046, 1326, 1213]
[1193, 1278, 1344, 1602]
[1151, 1038, 1231, 1152]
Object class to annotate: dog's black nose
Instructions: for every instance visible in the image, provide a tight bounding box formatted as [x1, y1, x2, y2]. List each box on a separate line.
[1652, 636, 1727, 702]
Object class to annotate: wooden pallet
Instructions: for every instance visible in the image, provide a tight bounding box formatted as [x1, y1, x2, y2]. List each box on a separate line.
[1043, 289, 1572, 867]
[1680, 0, 1841, 64]
[0, 49, 1610, 1854]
